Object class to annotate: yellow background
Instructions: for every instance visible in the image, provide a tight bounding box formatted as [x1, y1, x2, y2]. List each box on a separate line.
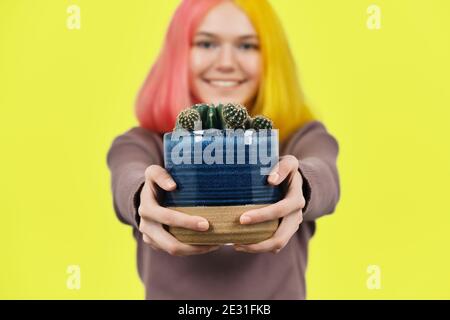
[1, 0, 449, 299]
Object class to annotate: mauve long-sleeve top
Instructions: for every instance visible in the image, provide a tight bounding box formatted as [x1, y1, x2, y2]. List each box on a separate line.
[106, 120, 340, 299]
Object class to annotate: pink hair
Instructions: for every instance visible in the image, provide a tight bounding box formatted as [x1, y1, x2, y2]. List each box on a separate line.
[135, 0, 225, 133]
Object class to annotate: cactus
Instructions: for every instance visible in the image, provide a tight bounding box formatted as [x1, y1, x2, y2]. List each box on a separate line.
[218, 103, 249, 129]
[191, 103, 220, 129]
[244, 117, 253, 130]
[191, 103, 210, 127]
[251, 115, 273, 130]
[205, 105, 219, 129]
[174, 108, 201, 131]
[215, 103, 224, 129]
[173, 103, 274, 131]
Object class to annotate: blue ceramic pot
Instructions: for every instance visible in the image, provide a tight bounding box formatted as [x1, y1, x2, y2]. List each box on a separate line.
[163, 129, 282, 244]
[163, 129, 281, 206]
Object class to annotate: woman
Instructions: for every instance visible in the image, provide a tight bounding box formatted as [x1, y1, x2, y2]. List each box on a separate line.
[107, 0, 340, 299]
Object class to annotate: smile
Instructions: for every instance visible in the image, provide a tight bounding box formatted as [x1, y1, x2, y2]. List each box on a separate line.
[203, 79, 246, 88]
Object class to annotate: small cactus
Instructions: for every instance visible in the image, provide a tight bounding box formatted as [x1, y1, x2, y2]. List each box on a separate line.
[251, 115, 273, 130]
[215, 103, 224, 129]
[174, 108, 201, 131]
[205, 105, 219, 129]
[219, 103, 249, 129]
[244, 117, 253, 130]
[173, 103, 274, 132]
[191, 103, 210, 127]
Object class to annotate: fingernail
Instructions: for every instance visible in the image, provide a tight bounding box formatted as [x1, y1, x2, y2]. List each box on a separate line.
[235, 246, 244, 251]
[197, 221, 209, 230]
[240, 215, 251, 224]
[269, 173, 279, 183]
[166, 180, 176, 188]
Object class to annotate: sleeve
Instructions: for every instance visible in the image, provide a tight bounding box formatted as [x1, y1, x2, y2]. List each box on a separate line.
[281, 121, 341, 221]
[106, 127, 164, 228]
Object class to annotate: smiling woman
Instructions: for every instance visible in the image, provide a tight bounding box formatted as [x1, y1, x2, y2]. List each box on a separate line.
[135, 0, 315, 142]
[108, 0, 340, 300]
[189, 1, 262, 108]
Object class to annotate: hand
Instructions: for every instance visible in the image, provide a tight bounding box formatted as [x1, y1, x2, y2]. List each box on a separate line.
[138, 165, 220, 256]
[233, 155, 305, 254]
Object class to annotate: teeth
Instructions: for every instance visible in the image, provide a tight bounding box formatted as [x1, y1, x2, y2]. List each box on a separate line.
[208, 80, 240, 88]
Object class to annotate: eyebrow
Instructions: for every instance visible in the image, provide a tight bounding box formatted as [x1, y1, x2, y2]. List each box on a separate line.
[194, 31, 258, 40]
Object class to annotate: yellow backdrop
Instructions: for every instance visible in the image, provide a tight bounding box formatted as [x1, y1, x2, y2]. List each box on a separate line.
[1, 0, 449, 299]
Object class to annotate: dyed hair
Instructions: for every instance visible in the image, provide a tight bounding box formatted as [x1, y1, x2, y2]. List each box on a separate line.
[136, 0, 315, 141]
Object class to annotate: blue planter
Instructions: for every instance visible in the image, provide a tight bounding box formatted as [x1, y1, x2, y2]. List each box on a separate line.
[163, 129, 282, 244]
[163, 129, 281, 206]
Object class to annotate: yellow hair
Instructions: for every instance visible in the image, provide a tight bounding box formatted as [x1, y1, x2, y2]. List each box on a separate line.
[234, 0, 316, 141]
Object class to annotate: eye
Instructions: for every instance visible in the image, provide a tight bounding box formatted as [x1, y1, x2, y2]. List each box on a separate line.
[238, 42, 259, 50]
[194, 40, 217, 49]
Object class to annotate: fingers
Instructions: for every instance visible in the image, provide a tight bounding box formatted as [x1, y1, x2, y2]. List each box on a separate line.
[145, 165, 177, 191]
[140, 165, 210, 232]
[140, 219, 220, 256]
[234, 209, 303, 254]
[267, 155, 299, 186]
[142, 234, 160, 251]
[240, 197, 299, 225]
[240, 171, 305, 224]
[140, 166, 221, 256]
[140, 204, 210, 232]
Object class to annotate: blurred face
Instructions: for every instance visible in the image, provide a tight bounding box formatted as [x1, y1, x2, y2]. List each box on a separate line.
[189, 1, 262, 108]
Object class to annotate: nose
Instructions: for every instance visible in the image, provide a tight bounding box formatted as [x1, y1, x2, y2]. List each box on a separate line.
[215, 44, 236, 73]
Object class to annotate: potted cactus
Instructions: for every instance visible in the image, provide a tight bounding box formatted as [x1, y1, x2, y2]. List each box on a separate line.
[164, 103, 280, 245]
[174, 108, 202, 131]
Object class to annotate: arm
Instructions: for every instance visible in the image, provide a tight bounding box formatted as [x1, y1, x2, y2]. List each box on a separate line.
[233, 121, 340, 254]
[281, 121, 341, 221]
[107, 128, 220, 255]
[106, 127, 164, 228]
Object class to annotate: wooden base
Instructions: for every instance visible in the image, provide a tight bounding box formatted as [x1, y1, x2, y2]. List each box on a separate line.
[167, 204, 280, 245]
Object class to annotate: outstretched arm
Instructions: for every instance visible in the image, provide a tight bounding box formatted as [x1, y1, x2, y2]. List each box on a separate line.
[282, 120, 341, 221]
[106, 127, 164, 228]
